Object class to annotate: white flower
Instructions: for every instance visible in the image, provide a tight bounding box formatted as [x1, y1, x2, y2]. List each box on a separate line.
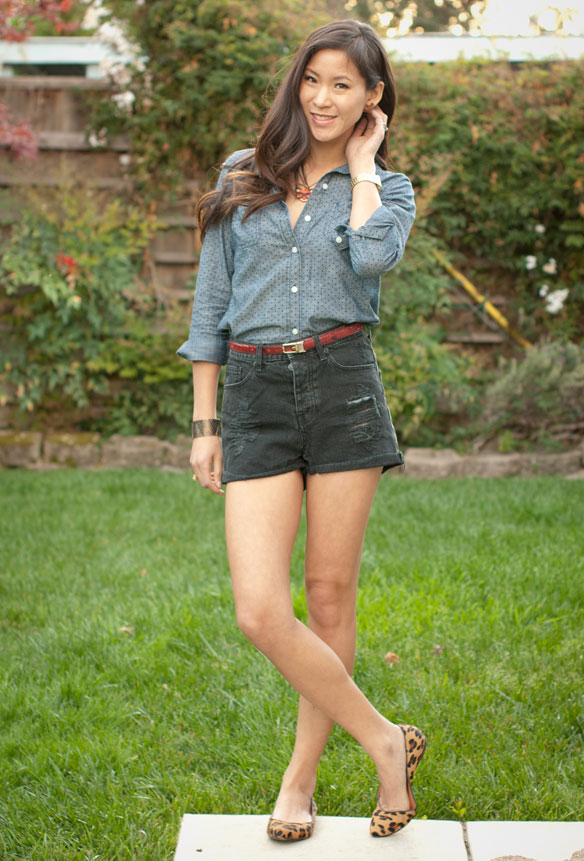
[119, 153, 131, 167]
[542, 258, 557, 275]
[525, 255, 537, 270]
[534, 224, 546, 234]
[112, 91, 135, 112]
[539, 284, 549, 297]
[88, 128, 107, 148]
[545, 288, 569, 314]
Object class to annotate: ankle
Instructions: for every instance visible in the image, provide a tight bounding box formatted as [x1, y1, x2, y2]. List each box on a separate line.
[280, 766, 317, 797]
[370, 722, 404, 766]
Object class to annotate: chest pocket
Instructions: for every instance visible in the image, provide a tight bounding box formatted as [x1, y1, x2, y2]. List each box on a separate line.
[232, 205, 263, 247]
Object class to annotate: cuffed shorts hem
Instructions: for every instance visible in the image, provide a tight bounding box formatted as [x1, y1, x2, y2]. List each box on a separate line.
[308, 451, 405, 475]
[222, 452, 405, 485]
[222, 462, 307, 485]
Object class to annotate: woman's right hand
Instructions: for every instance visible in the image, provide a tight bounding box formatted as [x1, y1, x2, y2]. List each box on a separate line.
[190, 436, 224, 495]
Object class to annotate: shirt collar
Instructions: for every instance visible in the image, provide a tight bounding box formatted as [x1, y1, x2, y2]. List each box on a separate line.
[328, 163, 351, 176]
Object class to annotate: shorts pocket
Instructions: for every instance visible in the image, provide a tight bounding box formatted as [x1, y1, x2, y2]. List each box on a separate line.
[325, 336, 377, 371]
[223, 361, 256, 388]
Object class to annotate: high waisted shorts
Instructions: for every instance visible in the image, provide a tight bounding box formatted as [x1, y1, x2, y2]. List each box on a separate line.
[220, 327, 405, 485]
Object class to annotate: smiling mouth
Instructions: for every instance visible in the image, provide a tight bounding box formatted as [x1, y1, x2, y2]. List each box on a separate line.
[311, 113, 336, 122]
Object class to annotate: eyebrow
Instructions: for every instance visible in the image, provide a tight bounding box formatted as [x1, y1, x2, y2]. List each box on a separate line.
[304, 66, 353, 81]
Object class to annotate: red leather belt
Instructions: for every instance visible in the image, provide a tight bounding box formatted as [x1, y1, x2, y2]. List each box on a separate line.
[228, 323, 365, 355]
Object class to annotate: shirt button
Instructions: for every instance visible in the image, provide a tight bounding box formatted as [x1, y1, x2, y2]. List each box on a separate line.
[322, 183, 328, 190]
[292, 328, 299, 335]
[291, 286, 298, 293]
[304, 215, 311, 222]
[292, 246, 298, 253]
[335, 236, 342, 244]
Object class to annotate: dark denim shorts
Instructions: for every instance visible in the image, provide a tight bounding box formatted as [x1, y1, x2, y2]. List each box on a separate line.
[220, 327, 405, 485]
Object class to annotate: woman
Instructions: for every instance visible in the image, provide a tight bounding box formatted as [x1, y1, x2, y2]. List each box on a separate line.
[177, 19, 426, 842]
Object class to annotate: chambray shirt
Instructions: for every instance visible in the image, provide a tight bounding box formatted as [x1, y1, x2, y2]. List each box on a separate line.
[177, 148, 415, 365]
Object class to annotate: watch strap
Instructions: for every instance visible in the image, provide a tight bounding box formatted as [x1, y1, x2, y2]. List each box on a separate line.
[350, 173, 382, 191]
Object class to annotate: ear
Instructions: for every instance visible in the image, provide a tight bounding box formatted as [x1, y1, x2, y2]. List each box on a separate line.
[364, 80, 384, 110]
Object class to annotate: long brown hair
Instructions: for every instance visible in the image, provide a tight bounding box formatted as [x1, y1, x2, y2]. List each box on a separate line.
[196, 20, 397, 241]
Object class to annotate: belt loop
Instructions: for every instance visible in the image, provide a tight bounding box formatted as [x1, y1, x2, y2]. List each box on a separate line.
[255, 344, 263, 368]
[313, 333, 325, 359]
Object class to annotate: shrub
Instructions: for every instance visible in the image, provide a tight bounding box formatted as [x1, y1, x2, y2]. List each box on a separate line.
[0, 186, 157, 416]
[482, 341, 584, 448]
[391, 59, 584, 342]
[373, 227, 480, 445]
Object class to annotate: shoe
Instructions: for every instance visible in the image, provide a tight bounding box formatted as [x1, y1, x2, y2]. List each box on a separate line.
[369, 724, 427, 838]
[267, 797, 317, 842]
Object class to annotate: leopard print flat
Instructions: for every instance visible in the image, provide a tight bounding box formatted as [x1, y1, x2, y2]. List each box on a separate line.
[370, 724, 427, 838]
[267, 797, 317, 842]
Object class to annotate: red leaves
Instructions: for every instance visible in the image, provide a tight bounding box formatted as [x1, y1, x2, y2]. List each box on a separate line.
[0, 0, 78, 42]
[0, 105, 38, 159]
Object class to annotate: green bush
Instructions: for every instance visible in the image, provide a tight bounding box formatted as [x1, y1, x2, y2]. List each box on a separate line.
[373, 226, 480, 445]
[0, 186, 157, 417]
[482, 341, 584, 449]
[86, 311, 192, 438]
[391, 59, 584, 342]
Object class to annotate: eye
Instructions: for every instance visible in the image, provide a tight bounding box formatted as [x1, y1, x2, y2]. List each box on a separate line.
[335, 82, 349, 89]
[303, 74, 317, 83]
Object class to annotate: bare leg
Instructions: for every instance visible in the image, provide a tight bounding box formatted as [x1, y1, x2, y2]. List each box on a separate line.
[225, 469, 409, 821]
[272, 468, 378, 821]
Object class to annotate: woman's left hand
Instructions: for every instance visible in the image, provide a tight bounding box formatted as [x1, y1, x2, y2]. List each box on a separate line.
[345, 105, 388, 173]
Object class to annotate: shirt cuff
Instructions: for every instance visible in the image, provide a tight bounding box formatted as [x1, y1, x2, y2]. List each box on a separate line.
[176, 336, 229, 365]
[333, 204, 395, 246]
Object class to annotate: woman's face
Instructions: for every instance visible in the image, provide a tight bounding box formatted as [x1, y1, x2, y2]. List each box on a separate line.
[298, 49, 381, 147]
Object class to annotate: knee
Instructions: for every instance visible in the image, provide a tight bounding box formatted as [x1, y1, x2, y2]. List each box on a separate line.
[235, 602, 290, 650]
[305, 577, 356, 631]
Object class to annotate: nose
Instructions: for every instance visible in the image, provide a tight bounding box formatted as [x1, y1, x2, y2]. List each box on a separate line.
[313, 85, 332, 108]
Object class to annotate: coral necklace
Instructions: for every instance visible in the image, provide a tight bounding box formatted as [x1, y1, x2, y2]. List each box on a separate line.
[294, 178, 316, 201]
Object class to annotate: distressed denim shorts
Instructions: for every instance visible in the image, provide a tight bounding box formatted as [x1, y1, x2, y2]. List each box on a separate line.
[220, 327, 405, 485]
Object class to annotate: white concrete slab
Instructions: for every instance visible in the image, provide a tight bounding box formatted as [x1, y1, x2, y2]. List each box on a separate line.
[466, 821, 584, 861]
[174, 815, 466, 860]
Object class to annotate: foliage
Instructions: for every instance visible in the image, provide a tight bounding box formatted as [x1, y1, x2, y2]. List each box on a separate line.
[0, 0, 79, 41]
[0, 103, 37, 159]
[342, 0, 485, 34]
[0, 186, 157, 415]
[373, 226, 479, 445]
[482, 341, 584, 448]
[391, 59, 584, 342]
[90, 0, 327, 196]
[86, 311, 192, 438]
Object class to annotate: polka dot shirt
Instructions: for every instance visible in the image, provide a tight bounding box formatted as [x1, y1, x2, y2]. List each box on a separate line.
[177, 149, 416, 364]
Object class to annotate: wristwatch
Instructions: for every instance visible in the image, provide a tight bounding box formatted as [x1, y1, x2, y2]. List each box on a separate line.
[350, 173, 382, 191]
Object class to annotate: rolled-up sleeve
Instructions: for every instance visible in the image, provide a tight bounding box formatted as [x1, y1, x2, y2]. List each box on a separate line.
[176, 160, 238, 365]
[333, 172, 415, 278]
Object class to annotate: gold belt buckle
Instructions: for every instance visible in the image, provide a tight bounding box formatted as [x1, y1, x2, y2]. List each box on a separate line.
[282, 339, 306, 353]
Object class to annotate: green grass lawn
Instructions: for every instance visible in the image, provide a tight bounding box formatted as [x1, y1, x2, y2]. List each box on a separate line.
[1, 470, 583, 859]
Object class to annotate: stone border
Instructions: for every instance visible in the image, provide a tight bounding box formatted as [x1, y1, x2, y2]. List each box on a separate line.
[1, 431, 583, 478]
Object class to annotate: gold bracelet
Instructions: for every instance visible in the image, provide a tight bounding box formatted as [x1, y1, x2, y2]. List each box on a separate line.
[350, 173, 381, 191]
[192, 419, 221, 438]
